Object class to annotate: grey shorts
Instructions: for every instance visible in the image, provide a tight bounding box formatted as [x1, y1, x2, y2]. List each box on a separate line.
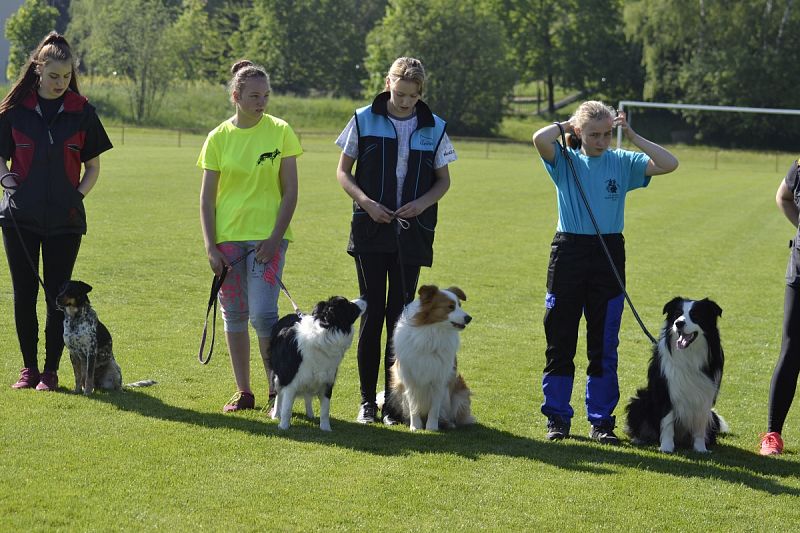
[216, 240, 288, 337]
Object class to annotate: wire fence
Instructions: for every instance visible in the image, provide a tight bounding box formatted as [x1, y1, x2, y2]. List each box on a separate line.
[104, 125, 796, 173]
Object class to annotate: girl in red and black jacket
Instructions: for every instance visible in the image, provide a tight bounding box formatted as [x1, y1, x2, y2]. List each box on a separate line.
[0, 32, 112, 391]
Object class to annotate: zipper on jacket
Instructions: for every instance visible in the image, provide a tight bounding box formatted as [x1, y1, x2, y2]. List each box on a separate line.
[34, 101, 64, 144]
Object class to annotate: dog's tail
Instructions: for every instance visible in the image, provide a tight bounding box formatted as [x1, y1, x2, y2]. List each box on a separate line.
[712, 410, 729, 434]
[124, 379, 157, 388]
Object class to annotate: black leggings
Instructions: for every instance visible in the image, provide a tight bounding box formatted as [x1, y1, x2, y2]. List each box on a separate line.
[354, 253, 420, 406]
[767, 283, 800, 434]
[2, 227, 81, 372]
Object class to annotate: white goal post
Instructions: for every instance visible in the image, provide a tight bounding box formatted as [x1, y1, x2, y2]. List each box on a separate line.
[616, 100, 800, 149]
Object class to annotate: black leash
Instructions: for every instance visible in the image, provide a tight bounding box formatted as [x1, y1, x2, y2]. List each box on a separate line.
[553, 123, 658, 345]
[198, 247, 303, 365]
[0, 172, 57, 309]
[394, 217, 411, 305]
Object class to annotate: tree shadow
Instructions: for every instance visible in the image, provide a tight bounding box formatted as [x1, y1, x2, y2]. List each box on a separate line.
[93, 389, 800, 496]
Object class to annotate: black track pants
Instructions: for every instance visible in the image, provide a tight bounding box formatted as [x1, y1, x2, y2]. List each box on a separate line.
[2, 227, 81, 372]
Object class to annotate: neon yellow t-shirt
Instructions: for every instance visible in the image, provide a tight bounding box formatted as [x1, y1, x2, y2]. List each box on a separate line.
[197, 114, 302, 243]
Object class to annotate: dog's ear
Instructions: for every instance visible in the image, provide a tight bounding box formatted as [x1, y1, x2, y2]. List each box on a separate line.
[445, 286, 467, 302]
[700, 298, 723, 318]
[663, 297, 684, 315]
[77, 281, 93, 294]
[418, 285, 439, 303]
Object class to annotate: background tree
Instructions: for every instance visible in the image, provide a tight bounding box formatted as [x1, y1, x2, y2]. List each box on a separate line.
[230, 0, 385, 97]
[69, 0, 177, 123]
[4, 0, 59, 81]
[365, 0, 516, 135]
[625, 0, 800, 148]
[167, 0, 226, 82]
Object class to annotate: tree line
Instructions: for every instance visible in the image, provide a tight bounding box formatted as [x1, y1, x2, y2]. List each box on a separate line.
[5, 0, 800, 145]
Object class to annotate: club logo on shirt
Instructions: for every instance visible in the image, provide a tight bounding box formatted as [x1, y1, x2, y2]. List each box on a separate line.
[419, 134, 434, 147]
[606, 179, 618, 194]
[257, 149, 281, 166]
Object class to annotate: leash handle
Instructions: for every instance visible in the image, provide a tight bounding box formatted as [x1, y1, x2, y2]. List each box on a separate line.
[197, 249, 252, 365]
[553, 123, 658, 345]
[198, 269, 227, 365]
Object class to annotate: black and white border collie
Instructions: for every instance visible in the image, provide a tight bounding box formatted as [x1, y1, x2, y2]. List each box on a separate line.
[625, 297, 728, 453]
[268, 296, 366, 431]
[387, 285, 476, 431]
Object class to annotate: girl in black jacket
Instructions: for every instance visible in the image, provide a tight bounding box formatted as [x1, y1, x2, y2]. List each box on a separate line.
[1, 32, 112, 391]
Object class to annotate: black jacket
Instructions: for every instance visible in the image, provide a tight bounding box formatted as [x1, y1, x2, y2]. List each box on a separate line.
[348, 92, 447, 267]
[0, 90, 112, 236]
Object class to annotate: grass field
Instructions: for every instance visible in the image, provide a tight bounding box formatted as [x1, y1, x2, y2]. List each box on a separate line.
[1, 129, 799, 531]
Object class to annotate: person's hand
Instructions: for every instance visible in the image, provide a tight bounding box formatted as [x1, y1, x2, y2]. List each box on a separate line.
[614, 112, 635, 138]
[255, 236, 280, 264]
[395, 199, 426, 219]
[207, 247, 228, 276]
[363, 198, 395, 223]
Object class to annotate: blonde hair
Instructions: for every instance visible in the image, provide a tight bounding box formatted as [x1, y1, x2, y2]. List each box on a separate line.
[570, 100, 615, 130]
[386, 57, 426, 95]
[227, 60, 269, 104]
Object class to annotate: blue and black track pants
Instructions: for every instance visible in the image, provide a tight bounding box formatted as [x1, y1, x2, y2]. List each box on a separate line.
[541, 232, 625, 426]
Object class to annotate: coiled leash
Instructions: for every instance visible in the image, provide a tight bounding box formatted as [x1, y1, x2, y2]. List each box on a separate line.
[0, 172, 57, 309]
[553, 123, 658, 345]
[198, 248, 303, 365]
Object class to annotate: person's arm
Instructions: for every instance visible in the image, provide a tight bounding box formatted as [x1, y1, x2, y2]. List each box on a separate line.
[394, 165, 451, 218]
[615, 112, 678, 176]
[532, 121, 572, 165]
[336, 152, 394, 223]
[77, 156, 100, 196]
[0, 157, 14, 188]
[254, 156, 298, 264]
[777, 180, 799, 227]
[200, 169, 227, 275]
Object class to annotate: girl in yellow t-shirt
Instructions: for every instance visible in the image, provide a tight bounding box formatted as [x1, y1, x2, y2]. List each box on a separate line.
[198, 60, 302, 413]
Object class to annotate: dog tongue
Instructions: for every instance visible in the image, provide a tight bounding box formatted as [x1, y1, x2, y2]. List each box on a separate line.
[677, 333, 695, 349]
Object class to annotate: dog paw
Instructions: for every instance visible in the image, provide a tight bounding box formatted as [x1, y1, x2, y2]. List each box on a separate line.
[277, 422, 290, 430]
[659, 443, 675, 453]
[320, 424, 332, 432]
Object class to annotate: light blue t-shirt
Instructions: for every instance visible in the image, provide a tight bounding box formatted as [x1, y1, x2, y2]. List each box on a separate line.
[541, 143, 651, 234]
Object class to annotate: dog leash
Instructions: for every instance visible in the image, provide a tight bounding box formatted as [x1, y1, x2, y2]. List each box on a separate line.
[394, 217, 412, 306]
[553, 123, 658, 345]
[0, 172, 57, 308]
[198, 248, 303, 365]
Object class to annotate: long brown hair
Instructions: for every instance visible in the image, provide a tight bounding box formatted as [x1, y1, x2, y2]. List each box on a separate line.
[227, 60, 269, 105]
[0, 31, 79, 115]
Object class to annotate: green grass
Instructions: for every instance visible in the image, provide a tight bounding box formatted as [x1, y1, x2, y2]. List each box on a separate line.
[1, 131, 799, 531]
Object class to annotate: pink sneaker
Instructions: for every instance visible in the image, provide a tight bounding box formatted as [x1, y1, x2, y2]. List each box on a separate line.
[223, 391, 255, 412]
[35, 371, 58, 392]
[11, 368, 40, 389]
[760, 432, 784, 456]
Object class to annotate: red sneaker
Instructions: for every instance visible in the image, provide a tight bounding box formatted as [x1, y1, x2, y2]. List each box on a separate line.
[760, 432, 784, 456]
[11, 368, 40, 389]
[223, 391, 255, 412]
[35, 371, 58, 392]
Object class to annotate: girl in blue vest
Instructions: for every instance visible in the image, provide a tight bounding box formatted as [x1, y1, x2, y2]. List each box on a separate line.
[532, 101, 678, 444]
[335, 57, 457, 424]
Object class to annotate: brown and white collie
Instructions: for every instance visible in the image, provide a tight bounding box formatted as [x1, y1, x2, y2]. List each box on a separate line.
[386, 285, 476, 431]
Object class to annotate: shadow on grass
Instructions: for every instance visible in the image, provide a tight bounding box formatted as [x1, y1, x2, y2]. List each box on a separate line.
[93, 389, 800, 496]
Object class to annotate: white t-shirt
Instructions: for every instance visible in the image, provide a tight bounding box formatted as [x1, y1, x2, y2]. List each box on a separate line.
[335, 113, 457, 208]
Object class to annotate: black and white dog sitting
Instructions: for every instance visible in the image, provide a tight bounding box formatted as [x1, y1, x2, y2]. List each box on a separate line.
[57, 280, 155, 395]
[625, 297, 728, 453]
[268, 296, 366, 431]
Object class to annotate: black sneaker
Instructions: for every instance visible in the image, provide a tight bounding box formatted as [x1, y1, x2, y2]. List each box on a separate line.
[356, 401, 378, 424]
[546, 416, 570, 440]
[589, 422, 620, 445]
